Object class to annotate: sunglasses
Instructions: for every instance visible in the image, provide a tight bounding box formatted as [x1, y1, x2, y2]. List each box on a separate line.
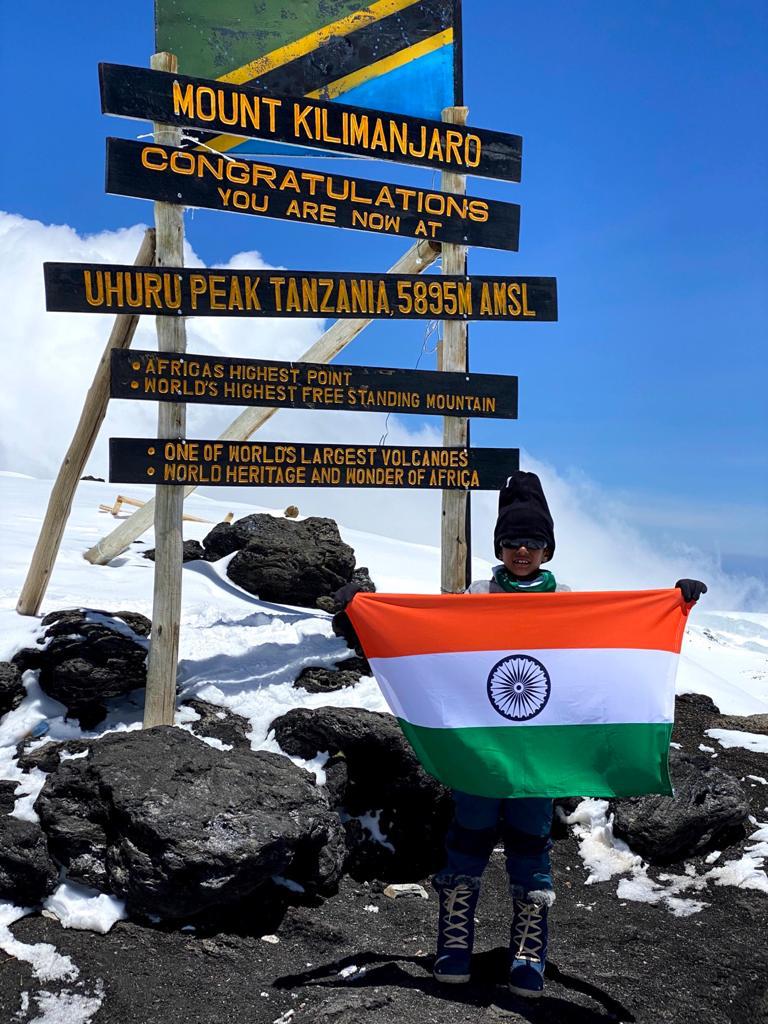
[500, 538, 548, 551]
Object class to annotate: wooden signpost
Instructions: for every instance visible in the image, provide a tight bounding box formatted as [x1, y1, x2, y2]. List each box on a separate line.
[45, 263, 557, 321]
[81, 237, 442, 567]
[109, 439, 518, 491]
[16, 228, 156, 618]
[143, 50, 187, 730]
[440, 103, 472, 593]
[111, 350, 519, 418]
[105, 138, 521, 250]
[99, 63, 522, 181]
[21, 1, 560, 738]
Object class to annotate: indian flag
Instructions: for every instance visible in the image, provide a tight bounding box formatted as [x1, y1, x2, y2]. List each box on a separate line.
[346, 589, 689, 798]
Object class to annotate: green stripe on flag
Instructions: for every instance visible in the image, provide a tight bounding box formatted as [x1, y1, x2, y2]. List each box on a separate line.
[156, 0, 367, 79]
[397, 720, 674, 798]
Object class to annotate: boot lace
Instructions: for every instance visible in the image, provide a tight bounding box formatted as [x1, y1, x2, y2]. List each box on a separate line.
[441, 885, 474, 950]
[512, 902, 543, 963]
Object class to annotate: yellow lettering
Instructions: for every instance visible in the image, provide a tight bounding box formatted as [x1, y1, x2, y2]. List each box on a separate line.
[522, 282, 536, 317]
[172, 81, 194, 118]
[83, 271, 104, 307]
[141, 145, 167, 171]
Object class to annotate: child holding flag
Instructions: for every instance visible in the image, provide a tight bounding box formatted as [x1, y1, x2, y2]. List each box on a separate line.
[335, 470, 706, 998]
[431, 471, 562, 995]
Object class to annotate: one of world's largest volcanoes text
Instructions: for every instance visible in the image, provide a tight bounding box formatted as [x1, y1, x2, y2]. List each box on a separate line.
[109, 440, 519, 490]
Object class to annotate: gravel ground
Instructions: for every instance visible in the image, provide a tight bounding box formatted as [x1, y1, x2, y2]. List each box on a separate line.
[1, 694, 766, 1024]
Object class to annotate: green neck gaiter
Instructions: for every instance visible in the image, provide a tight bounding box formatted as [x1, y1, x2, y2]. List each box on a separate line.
[493, 567, 557, 593]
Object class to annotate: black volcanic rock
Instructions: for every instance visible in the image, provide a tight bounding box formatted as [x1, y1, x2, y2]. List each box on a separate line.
[293, 657, 370, 694]
[144, 539, 205, 562]
[17, 739, 92, 773]
[350, 567, 377, 593]
[202, 514, 357, 608]
[35, 726, 345, 919]
[612, 750, 750, 863]
[180, 698, 252, 750]
[0, 781, 17, 815]
[12, 609, 150, 727]
[0, 816, 58, 905]
[270, 706, 452, 881]
[0, 661, 25, 717]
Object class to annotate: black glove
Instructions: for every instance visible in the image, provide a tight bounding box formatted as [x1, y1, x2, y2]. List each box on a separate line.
[331, 581, 363, 610]
[675, 579, 707, 603]
[332, 610, 364, 656]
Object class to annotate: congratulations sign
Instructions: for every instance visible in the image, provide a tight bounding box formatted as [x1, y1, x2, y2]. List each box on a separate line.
[105, 138, 521, 251]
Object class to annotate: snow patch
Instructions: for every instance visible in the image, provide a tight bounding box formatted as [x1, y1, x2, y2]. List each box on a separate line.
[0, 903, 78, 982]
[357, 810, 395, 852]
[706, 728, 768, 754]
[11, 768, 47, 823]
[25, 982, 105, 1024]
[568, 803, 768, 912]
[341, 808, 395, 852]
[704, 822, 768, 894]
[615, 874, 707, 917]
[564, 799, 641, 883]
[43, 882, 127, 934]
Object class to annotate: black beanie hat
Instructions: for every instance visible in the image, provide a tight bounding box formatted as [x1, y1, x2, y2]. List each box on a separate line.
[494, 471, 556, 560]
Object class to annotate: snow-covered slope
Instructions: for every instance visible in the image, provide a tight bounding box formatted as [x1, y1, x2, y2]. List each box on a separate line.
[2, 472, 766, 727]
[1, 472, 767, 904]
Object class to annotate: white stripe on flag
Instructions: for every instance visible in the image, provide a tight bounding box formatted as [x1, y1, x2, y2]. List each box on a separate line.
[368, 647, 677, 730]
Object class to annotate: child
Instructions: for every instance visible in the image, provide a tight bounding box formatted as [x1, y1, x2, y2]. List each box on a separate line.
[431, 471, 706, 996]
[432, 471, 559, 996]
[333, 470, 706, 998]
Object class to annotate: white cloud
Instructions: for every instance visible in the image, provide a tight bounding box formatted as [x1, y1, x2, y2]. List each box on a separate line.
[1, 211, 765, 612]
[0, 211, 324, 478]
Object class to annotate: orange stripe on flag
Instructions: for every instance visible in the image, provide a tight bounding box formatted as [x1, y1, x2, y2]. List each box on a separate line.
[346, 589, 688, 659]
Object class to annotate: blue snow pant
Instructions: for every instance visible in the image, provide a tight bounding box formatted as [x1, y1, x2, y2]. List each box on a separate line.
[435, 790, 554, 897]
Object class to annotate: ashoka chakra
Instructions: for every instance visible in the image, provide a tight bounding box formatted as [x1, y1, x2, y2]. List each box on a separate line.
[487, 655, 551, 721]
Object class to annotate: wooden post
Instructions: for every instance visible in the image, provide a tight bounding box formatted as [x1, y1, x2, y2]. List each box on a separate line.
[83, 238, 440, 565]
[143, 51, 187, 729]
[16, 228, 155, 616]
[440, 105, 471, 594]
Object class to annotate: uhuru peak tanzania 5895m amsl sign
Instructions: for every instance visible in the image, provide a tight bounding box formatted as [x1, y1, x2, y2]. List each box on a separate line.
[45, 263, 556, 320]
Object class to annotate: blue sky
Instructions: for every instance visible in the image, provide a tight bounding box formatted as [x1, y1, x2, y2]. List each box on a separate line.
[1, 1, 766, 564]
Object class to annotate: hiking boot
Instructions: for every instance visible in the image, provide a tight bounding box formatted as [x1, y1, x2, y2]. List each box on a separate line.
[432, 876, 480, 984]
[508, 897, 549, 997]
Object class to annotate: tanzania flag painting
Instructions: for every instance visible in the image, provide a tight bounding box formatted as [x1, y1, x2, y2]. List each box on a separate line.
[155, 0, 462, 157]
[346, 590, 689, 799]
